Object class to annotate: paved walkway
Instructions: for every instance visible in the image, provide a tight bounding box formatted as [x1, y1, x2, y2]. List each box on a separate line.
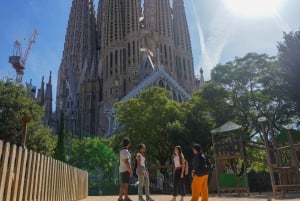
[82, 193, 300, 201]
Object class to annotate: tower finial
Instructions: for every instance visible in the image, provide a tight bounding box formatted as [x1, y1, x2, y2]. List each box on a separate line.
[200, 68, 204, 74]
[48, 70, 52, 84]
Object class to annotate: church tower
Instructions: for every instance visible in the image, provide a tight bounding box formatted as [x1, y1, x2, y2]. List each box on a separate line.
[98, 0, 141, 107]
[173, 0, 195, 93]
[56, 0, 98, 137]
[143, 0, 174, 74]
[56, 0, 196, 137]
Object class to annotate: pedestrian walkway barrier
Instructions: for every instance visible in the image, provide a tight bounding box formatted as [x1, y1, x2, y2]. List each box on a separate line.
[0, 140, 88, 201]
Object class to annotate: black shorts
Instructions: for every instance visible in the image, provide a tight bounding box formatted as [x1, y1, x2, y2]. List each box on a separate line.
[120, 171, 130, 184]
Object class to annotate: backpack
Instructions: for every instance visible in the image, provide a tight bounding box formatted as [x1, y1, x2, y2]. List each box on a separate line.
[199, 153, 213, 173]
[133, 158, 138, 178]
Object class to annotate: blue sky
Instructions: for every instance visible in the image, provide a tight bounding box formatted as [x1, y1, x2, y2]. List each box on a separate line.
[1, 0, 300, 102]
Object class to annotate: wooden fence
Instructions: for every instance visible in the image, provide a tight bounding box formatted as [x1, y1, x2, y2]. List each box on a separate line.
[0, 140, 88, 201]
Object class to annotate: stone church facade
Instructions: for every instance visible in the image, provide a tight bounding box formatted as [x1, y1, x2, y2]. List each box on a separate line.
[56, 0, 202, 137]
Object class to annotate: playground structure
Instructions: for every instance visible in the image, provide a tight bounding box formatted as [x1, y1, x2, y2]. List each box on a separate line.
[258, 117, 300, 198]
[211, 122, 250, 196]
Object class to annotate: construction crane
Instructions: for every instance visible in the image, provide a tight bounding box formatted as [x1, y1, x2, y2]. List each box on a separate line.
[9, 29, 38, 83]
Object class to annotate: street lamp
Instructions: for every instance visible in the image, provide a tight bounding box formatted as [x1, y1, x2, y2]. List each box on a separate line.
[21, 115, 31, 147]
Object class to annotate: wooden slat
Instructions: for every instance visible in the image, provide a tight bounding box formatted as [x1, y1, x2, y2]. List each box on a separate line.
[53, 160, 57, 201]
[11, 146, 23, 201]
[56, 161, 60, 201]
[23, 150, 33, 200]
[37, 154, 44, 200]
[62, 163, 67, 201]
[42, 156, 48, 200]
[0, 141, 3, 163]
[0, 140, 89, 201]
[33, 153, 40, 200]
[4, 144, 17, 201]
[48, 158, 54, 201]
[0, 142, 10, 201]
[17, 148, 27, 201]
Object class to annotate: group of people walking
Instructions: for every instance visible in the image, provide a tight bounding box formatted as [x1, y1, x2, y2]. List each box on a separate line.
[118, 138, 210, 201]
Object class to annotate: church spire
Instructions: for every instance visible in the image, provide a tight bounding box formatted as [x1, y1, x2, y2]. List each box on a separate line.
[37, 76, 45, 106]
[56, 0, 97, 136]
[172, 0, 195, 93]
[56, 0, 97, 109]
[199, 68, 205, 86]
[44, 71, 53, 126]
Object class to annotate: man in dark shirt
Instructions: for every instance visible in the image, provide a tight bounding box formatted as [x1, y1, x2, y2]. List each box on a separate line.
[190, 144, 209, 201]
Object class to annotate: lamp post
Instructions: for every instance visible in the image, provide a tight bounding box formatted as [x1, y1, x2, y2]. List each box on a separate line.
[21, 115, 31, 147]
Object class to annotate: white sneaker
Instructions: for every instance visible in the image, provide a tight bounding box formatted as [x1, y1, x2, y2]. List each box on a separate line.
[170, 197, 176, 201]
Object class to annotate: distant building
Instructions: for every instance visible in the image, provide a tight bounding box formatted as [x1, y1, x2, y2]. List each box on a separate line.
[55, 0, 204, 137]
[27, 71, 53, 127]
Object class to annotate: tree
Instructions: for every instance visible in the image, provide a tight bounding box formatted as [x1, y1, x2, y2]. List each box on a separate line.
[115, 87, 184, 166]
[209, 53, 295, 132]
[278, 30, 300, 107]
[201, 53, 297, 171]
[68, 137, 118, 195]
[180, 92, 213, 159]
[0, 79, 55, 156]
[54, 112, 66, 162]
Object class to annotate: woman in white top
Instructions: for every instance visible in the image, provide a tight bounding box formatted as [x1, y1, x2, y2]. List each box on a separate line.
[171, 145, 186, 201]
[136, 144, 154, 201]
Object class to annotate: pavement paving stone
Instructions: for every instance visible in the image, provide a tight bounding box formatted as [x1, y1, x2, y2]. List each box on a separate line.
[82, 192, 300, 201]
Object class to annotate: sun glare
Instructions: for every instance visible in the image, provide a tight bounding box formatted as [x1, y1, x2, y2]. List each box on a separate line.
[222, 0, 283, 17]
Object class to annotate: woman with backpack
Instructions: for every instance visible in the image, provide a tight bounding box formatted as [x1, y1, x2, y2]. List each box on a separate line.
[170, 145, 186, 201]
[190, 144, 209, 201]
[136, 144, 154, 201]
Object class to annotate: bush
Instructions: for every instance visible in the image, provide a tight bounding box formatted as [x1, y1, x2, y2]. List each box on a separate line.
[248, 171, 272, 192]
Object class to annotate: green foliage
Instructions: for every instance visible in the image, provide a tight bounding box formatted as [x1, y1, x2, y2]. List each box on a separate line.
[209, 53, 295, 132]
[54, 112, 66, 162]
[200, 53, 298, 172]
[26, 121, 56, 156]
[0, 79, 56, 156]
[68, 137, 118, 195]
[68, 137, 117, 177]
[180, 93, 213, 160]
[278, 30, 300, 107]
[248, 171, 272, 192]
[115, 87, 185, 165]
[197, 83, 233, 126]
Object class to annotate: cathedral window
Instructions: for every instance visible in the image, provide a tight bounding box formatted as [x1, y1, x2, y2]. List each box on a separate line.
[123, 48, 127, 72]
[128, 43, 131, 57]
[105, 56, 108, 79]
[159, 80, 164, 88]
[164, 45, 168, 65]
[159, 44, 163, 64]
[110, 52, 113, 75]
[123, 79, 126, 95]
[169, 46, 172, 68]
[133, 41, 135, 56]
[115, 50, 118, 65]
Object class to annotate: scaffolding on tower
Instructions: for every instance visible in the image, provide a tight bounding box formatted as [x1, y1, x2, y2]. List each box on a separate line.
[9, 29, 38, 83]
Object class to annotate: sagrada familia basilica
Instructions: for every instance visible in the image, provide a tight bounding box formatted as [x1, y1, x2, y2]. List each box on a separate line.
[54, 0, 205, 137]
